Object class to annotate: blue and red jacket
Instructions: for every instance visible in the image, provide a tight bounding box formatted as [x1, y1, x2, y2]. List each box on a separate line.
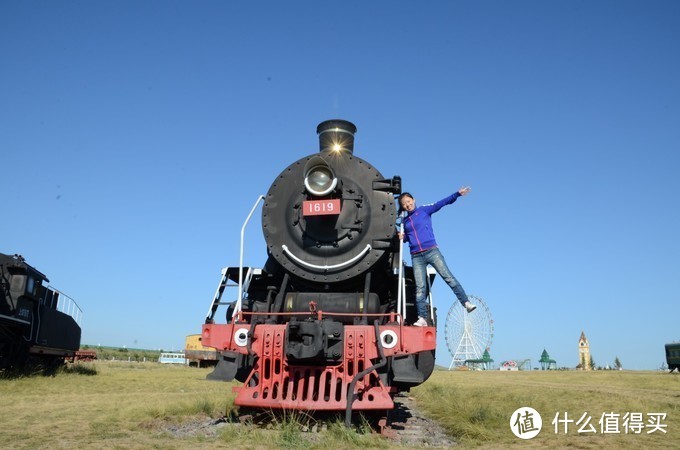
[402, 192, 461, 254]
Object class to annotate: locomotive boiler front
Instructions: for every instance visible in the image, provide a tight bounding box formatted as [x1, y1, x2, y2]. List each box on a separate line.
[261, 120, 401, 285]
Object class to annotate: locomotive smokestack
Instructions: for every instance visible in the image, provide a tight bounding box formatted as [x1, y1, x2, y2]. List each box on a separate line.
[316, 119, 357, 154]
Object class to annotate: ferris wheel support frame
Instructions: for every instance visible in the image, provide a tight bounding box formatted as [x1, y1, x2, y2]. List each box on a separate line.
[444, 294, 494, 370]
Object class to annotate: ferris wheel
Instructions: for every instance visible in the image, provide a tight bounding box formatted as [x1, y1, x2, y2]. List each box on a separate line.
[445, 295, 494, 369]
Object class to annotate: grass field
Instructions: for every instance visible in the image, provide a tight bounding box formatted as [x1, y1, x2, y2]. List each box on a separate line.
[419, 369, 679, 448]
[1, 362, 678, 449]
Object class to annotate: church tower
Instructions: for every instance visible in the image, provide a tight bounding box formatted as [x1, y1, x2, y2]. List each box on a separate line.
[578, 331, 591, 370]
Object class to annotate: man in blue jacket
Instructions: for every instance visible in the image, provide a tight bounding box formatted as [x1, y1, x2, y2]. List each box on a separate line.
[398, 186, 476, 327]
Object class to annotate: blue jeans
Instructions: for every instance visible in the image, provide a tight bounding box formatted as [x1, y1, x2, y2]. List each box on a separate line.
[411, 247, 468, 320]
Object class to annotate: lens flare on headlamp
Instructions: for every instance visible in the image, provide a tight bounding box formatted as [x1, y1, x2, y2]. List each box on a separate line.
[304, 165, 337, 196]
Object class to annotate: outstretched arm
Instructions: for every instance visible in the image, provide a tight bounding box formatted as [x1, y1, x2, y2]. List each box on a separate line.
[423, 186, 472, 214]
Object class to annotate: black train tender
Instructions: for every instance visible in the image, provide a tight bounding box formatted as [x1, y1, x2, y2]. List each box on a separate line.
[202, 120, 437, 423]
[0, 253, 82, 369]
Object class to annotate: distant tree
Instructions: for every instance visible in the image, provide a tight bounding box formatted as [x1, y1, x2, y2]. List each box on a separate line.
[589, 356, 596, 370]
[614, 357, 622, 370]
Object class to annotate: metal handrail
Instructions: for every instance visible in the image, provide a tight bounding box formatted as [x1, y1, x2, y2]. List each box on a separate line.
[396, 212, 405, 323]
[47, 287, 83, 326]
[233, 195, 265, 319]
[238, 310, 401, 321]
[426, 266, 435, 323]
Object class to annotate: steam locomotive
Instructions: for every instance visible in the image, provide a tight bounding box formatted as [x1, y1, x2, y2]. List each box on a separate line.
[0, 253, 82, 370]
[202, 120, 436, 423]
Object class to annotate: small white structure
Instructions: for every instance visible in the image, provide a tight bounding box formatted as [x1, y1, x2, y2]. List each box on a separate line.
[498, 360, 519, 371]
[159, 352, 187, 364]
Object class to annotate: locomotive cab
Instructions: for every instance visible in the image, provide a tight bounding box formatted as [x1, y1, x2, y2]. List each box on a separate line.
[1, 254, 46, 317]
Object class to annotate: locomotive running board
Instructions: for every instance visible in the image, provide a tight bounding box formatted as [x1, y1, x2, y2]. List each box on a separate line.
[0, 313, 31, 325]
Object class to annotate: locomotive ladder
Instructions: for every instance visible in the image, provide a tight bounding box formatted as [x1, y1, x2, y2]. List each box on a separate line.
[205, 195, 265, 324]
[204, 266, 256, 323]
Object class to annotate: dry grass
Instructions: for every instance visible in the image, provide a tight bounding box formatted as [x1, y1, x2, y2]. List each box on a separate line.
[412, 369, 680, 448]
[0, 361, 227, 448]
[0, 361, 384, 449]
[1, 362, 678, 448]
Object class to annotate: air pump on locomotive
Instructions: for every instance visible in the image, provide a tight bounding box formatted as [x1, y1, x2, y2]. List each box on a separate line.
[202, 120, 437, 421]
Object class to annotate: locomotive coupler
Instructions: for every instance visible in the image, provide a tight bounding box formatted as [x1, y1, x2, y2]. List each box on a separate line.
[285, 319, 344, 363]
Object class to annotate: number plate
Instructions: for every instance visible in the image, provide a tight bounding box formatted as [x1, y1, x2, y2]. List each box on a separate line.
[302, 199, 341, 216]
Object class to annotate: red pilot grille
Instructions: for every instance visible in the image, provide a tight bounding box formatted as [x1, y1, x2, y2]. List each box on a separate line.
[233, 325, 394, 410]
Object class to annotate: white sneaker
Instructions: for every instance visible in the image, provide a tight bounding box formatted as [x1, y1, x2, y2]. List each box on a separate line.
[464, 301, 477, 313]
[413, 317, 428, 327]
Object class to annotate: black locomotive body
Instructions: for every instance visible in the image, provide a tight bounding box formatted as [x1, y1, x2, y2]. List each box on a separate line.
[666, 342, 680, 372]
[203, 120, 436, 419]
[0, 253, 82, 369]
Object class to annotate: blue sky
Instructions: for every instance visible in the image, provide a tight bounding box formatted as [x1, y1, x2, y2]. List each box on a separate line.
[2, 1, 678, 370]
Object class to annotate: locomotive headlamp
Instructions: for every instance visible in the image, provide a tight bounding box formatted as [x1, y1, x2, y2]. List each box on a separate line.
[304, 165, 337, 196]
